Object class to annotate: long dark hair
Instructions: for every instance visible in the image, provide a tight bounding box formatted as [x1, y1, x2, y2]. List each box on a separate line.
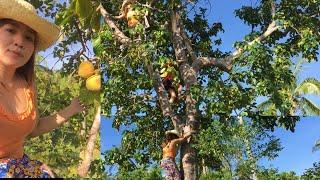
[0, 19, 36, 87]
[16, 53, 35, 86]
[162, 133, 179, 148]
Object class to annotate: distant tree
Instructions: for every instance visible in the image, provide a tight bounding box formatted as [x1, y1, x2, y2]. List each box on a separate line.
[258, 58, 320, 115]
[195, 117, 282, 179]
[301, 162, 320, 180]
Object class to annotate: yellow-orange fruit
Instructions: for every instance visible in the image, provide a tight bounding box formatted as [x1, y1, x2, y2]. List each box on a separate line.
[94, 69, 100, 75]
[128, 18, 139, 28]
[78, 61, 95, 78]
[86, 74, 101, 91]
[126, 9, 137, 20]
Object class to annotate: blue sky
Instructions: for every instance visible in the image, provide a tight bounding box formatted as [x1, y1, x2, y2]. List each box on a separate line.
[260, 116, 320, 175]
[99, 0, 320, 176]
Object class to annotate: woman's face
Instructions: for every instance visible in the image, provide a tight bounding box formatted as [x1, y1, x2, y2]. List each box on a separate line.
[0, 19, 36, 69]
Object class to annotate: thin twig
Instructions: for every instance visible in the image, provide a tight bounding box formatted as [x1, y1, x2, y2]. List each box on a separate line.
[74, 18, 88, 53]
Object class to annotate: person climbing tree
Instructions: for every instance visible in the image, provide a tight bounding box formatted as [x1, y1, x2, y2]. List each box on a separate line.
[160, 129, 193, 180]
[162, 74, 177, 104]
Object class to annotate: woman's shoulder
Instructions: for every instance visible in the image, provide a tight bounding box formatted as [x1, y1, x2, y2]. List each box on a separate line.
[17, 75, 36, 96]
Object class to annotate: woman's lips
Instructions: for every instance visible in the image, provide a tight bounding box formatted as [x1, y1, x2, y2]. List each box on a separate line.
[8, 50, 24, 57]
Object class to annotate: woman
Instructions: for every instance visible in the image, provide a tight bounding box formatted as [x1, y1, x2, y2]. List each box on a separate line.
[161, 129, 193, 180]
[0, 0, 86, 178]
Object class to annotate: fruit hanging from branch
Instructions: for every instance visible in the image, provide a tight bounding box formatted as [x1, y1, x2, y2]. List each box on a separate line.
[114, 3, 140, 28]
[126, 5, 139, 28]
[86, 74, 101, 91]
[78, 61, 95, 78]
[78, 60, 101, 92]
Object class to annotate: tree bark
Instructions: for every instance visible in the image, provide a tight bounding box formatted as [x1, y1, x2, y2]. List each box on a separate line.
[181, 142, 197, 180]
[171, 6, 198, 180]
[145, 62, 184, 131]
[77, 106, 101, 177]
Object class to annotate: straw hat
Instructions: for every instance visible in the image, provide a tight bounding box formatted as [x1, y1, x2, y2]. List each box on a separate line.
[0, 0, 60, 51]
[165, 129, 181, 137]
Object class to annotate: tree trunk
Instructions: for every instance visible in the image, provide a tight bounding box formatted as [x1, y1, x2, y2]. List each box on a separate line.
[78, 106, 101, 177]
[170, 4, 199, 179]
[181, 142, 197, 180]
[202, 159, 209, 175]
[245, 138, 258, 180]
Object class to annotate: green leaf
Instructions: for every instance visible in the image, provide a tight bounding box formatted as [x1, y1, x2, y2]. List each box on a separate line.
[93, 36, 102, 49]
[75, 0, 92, 20]
[295, 78, 320, 96]
[300, 97, 320, 116]
[91, 11, 101, 32]
[59, 10, 75, 26]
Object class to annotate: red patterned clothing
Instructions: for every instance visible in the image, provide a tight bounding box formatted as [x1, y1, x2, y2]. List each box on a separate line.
[160, 157, 181, 180]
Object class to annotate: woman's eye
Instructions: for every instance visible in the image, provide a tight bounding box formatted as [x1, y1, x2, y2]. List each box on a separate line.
[6, 28, 15, 33]
[25, 35, 35, 42]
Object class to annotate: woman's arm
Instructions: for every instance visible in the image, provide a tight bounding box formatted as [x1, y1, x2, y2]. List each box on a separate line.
[28, 97, 85, 138]
[170, 131, 193, 146]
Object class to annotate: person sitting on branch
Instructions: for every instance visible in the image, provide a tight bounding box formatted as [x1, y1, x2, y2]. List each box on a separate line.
[160, 59, 182, 104]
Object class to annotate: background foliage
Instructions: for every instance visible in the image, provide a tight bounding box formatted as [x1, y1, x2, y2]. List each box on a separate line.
[23, 0, 104, 178]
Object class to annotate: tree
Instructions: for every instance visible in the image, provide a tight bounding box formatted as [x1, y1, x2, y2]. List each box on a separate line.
[194, 117, 282, 179]
[257, 168, 299, 180]
[24, 0, 103, 178]
[301, 162, 320, 179]
[258, 58, 320, 115]
[199, 167, 300, 180]
[95, 0, 319, 179]
[114, 167, 164, 180]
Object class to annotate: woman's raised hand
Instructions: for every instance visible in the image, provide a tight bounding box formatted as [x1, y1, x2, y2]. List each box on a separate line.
[69, 97, 87, 115]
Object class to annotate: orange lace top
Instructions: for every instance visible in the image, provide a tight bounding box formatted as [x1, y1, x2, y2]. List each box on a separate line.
[0, 87, 37, 159]
[163, 142, 177, 159]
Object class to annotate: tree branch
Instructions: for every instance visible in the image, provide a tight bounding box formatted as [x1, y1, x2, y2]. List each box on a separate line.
[145, 61, 184, 131]
[136, 1, 167, 13]
[143, 2, 151, 28]
[74, 18, 90, 54]
[77, 106, 101, 177]
[271, 0, 276, 19]
[171, 7, 198, 133]
[193, 20, 279, 73]
[181, 26, 197, 62]
[97, 4, 131, 45]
